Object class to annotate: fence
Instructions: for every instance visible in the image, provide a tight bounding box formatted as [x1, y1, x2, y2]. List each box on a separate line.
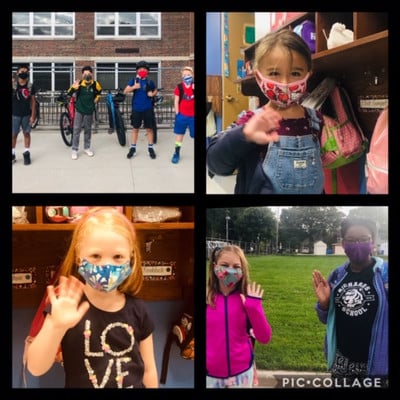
[35, 90, 176, 129]
[206, 238, 275, 260]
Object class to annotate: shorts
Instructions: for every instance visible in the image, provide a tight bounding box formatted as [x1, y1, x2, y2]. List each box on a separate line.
[12, 115, 31, 136]
[131, 109, 154, 129]
[206, 365, 254, 388]
[174, 113, 194, 138]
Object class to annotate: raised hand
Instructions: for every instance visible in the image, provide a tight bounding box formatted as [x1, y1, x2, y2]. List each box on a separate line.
[312, 270, 330, 310]
[241, 281, 264, 303]
[47, 275, 90, 330]
[243, 106, 281, 145]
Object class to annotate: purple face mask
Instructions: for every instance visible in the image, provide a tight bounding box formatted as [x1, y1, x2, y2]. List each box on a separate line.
[342, 242, 373, 264]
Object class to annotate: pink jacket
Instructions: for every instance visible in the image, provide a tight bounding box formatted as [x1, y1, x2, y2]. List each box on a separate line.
[206, 290, 272, 378]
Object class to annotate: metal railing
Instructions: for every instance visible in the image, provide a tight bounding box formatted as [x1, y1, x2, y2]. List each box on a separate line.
[34, 91, 176, 129]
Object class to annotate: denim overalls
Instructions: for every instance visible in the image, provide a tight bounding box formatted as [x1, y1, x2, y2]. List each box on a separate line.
[262, 108, 324, 194]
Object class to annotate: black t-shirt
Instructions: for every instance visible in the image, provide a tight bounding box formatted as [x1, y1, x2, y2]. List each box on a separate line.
[333, 264, 378, 362]
[60, 294, 155, 388]
[12, 82, 37, 117]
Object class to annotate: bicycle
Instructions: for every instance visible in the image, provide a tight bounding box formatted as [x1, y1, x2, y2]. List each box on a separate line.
[31, 89, 40, 129]
[56, 91, 75, 147]
[151, 88, 164, 144]
[106, 88, 126, 146]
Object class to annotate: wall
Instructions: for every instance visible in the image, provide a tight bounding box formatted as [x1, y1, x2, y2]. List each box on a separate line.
[12, 300, 194, 388]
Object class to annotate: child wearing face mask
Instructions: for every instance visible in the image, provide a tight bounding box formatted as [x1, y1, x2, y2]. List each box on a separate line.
[312, 217, 388, 386]
[25, 207, 158, 388]
[123, 61, 158, 160]
[207, 29, 325, 194]
[67, 66, 102, 160]
[206, 245, 272, 388]
[171, 66, 195, 164]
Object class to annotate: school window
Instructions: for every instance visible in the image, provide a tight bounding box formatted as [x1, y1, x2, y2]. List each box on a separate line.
[12, 62, 74, 92]
[97, 62, 160, 91]
[95, 12, 160, 38]
[12, 12, 74, 38]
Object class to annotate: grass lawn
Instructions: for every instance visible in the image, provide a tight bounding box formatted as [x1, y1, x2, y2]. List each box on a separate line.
[244, 255, 347, 372]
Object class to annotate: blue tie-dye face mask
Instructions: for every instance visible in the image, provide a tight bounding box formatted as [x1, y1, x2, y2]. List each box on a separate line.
[214, 265, 243, 288]
[78, 259, 132, 292]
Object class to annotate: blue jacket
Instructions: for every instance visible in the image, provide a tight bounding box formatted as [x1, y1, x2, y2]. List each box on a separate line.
[314, 257, 388, 376]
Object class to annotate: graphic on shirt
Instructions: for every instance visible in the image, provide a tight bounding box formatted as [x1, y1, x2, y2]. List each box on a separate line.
[83, 319, 135, 388]
[335, 281, 375, 317]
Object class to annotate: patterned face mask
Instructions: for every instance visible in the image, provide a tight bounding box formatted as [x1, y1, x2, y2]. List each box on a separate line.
[78, 259, 132, 292]
[255, 70, 309, 108]
[214, 265, 243, 288]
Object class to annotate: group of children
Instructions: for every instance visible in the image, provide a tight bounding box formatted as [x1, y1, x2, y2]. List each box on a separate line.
[12, 62, 195, 166]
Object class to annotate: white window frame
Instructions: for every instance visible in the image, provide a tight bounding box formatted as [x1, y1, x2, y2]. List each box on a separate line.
[94, 12, 161, 39]
[12, 12, 75, 39]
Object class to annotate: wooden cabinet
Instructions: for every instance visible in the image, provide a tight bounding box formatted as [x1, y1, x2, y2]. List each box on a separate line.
[12, 206, 194, 308]
[241, 12, 388, 138]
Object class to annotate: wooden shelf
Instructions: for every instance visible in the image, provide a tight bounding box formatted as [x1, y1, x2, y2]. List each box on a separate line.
[239, 12, 388, 136]
[12, 206, 194, 307]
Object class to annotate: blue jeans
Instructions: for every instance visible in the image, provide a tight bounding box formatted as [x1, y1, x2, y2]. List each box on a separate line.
[262, 135, 324, 194]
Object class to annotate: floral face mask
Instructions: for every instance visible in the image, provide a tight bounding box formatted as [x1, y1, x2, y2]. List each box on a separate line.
[214, 265, 243, 288]
[255, 70, 309, 108]
[78, 259, 132, 292]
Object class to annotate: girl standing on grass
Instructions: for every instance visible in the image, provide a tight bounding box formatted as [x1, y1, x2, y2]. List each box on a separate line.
[206, 245, 272, 388]
[25, 207, 158, 388]
[312, 217, 388, 386]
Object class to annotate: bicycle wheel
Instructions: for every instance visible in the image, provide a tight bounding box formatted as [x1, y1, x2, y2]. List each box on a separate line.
[151, 109, 157, 144]
[115, 109, 126, 146]
[31, 101, 40, 129]
[60, 112, 73, 147]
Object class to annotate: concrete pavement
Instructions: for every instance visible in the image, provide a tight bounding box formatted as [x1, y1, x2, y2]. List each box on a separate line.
[12, 125, 194, 193]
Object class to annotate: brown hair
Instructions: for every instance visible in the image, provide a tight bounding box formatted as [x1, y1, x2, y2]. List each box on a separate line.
[206, 245, 250, 308]
[59, 207, 143, 296]
[254, 29, 312, 72]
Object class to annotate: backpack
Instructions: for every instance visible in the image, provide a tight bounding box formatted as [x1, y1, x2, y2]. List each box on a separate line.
[177, 82, 194, 104]
[304, 79, 368, 170]
[365, 107, 388, 194]
[160, 312, 194, 384]
[12, 80, 34, 100]
[76, 79, 100, 98]
[22, 266, 62, 387]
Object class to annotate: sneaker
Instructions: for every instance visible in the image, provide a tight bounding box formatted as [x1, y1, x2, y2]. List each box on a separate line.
[171, 152, 180, 164]
[84, 148, 94, 157]
[23, 151, 31, 165]
[72, 150, 78, 160]
[148, 147, 156, 159]
[127, 147, 136, 159]
[12, 154, 16, 164]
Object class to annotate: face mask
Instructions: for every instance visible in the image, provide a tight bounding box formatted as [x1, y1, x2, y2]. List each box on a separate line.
[183, 76, 193, 85]
[342, 242, 373, 264]
[255, 70, 309, 108]
[18, 72, 29, 80]
[84, 74, 92, 82]
[214, 265, 243, 288]
[137, 70, 148, 79]
[78, 259, 132, 292]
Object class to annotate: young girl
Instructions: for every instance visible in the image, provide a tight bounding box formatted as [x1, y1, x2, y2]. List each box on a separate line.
[25, 207, 158, 388]
[207, 29, 325, 194]
[206, 245, 272, 388]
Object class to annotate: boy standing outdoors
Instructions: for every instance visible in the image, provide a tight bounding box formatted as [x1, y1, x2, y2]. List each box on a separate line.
[124, 61, 158, 159]
[12, 64, 37, 165]
[171, 66, 195, 164]
[67, 66, 102, 160]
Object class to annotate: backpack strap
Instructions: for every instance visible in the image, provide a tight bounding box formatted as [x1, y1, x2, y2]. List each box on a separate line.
[306, 107, 321, 132]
